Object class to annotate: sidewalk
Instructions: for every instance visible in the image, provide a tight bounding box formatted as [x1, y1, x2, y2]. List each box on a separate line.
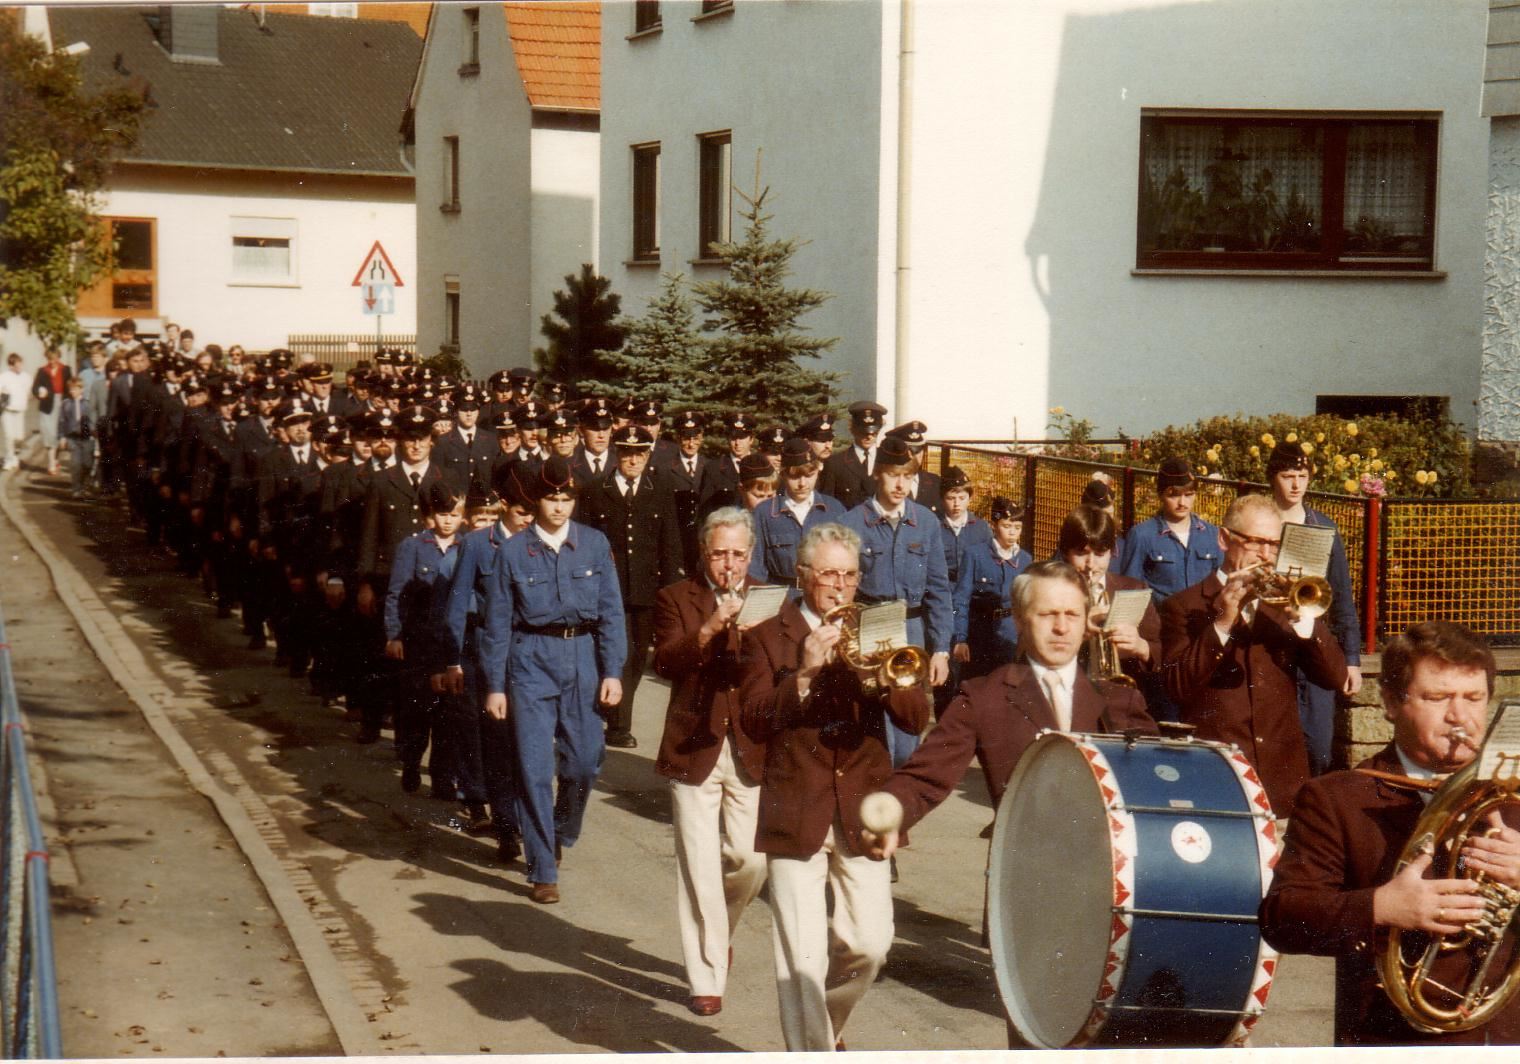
[0, 468, 340, 1057]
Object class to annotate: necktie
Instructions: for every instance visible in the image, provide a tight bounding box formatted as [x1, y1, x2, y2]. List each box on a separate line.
[410, 471, 421, 490]
[296, 448, 307, 465]
[1042, 672, 1071, 731]
[686, 458, 696, 477]
[463, 432, 473, 447]
[591, 455, 602, 475]
[624, 476, 637, 497]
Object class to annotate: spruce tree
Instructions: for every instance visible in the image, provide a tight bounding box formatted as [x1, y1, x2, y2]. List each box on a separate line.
[599, 272, 709, 410]
[689, 184, 839, 429]
[533, 263, 627, 385]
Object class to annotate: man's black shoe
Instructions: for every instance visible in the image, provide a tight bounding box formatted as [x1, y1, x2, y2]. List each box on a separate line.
[605, 730, 637, 749]
[400, 765, 422, 793]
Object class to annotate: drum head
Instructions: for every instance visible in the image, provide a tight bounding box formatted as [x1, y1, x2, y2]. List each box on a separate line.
[989, 734, 1113, 1048]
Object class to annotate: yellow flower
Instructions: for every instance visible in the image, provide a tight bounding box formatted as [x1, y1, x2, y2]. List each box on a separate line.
[1334, 454, 1348, 469]
[1386, 470, 1396, 479]
[1368, 448, 1378, 459]
[1343, 478, 1359, 494]
[1428, 469, 1439, 483]
[1349, 454, 1360, 464]
[1415, 470, 1429, 485]
[1197, 465, 1208, 476]
[1261, 433, 1275, 447]
[1285, 432, 1298, 443]
[1249, 445, 1260, 458]
[1315, 432, 1325, 443]
[1345, 422, 1359, 436]
[1050, 406, 1065, 416]
[1205, 448, 1220, 463]
[1370, 459, 1384, 472]
[1301, 442, 1314, 456]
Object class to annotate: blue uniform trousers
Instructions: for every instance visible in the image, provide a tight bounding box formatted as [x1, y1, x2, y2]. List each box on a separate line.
[510, 631, 606, 885]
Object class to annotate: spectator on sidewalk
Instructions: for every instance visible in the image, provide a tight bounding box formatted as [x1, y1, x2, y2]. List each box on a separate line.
[58, 377, 95, 497]
[1, 353, 29, 471]
[32, 346, 72, 475]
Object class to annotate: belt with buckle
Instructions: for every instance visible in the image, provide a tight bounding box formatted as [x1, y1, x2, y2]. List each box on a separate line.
[520, 622, 594, 639]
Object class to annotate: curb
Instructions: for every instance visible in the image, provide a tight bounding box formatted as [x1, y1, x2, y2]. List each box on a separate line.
[0, 471, 382, 1056]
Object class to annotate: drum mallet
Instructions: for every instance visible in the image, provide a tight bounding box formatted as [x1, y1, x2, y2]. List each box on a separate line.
[860, 792, 904, 837]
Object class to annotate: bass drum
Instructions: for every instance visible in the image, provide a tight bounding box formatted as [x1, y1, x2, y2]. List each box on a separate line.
[988, 732, 1280, 1048]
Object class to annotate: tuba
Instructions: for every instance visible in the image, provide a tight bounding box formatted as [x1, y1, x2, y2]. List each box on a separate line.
[822, 602, 928, 696]
[1085, 578, 1136, 688]
[1376, 727, 1520, 1033]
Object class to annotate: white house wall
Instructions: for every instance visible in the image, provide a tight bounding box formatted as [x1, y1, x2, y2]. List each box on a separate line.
[905, 0, 1490, 438]
[93, 167, 416, 351]
[600, 0, 885, 407]
[413, 2, 533, 377]
[530, 125, 601, 349]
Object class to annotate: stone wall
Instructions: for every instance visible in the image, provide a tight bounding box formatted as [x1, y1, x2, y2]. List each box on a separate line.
[1335, 654, 1520, 767]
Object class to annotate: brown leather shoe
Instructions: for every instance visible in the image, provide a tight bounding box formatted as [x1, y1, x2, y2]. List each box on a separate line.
[687, 995, 722, 1017]
[835, 1039, 846, 1051]
[530, 881, 560, 904]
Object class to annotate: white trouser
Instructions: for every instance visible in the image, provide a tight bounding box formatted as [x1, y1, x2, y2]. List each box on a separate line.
[670, 736, 765, 997]
[766, 818, 895, 1052]
[1, 410, 23, 461]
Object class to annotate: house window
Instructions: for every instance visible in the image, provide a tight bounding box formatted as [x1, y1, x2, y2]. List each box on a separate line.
[307, 3, 358, 16]
[698, 131, 732, 257]
[632, 143, 661, 261]
[442, 136, 461, 212]
[461, 8, 480, 73]
[445, 276, 461, 350]
[700, 0, 732, 12]
[78, 217, 157, 316]
[1137, 111, 1439, 271]
[634, 1, 661, 33]
[230, 217, 297, 284]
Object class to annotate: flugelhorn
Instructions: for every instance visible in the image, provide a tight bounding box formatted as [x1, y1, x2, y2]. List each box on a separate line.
[1375, 726, 1520, 1033]
[822, 602, 927, 695]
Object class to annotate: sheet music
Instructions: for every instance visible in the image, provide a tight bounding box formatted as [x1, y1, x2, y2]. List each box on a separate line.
[1479, 700, 1520, 782]
[735, 585, 788, 627]
[1275, 522, 1334, 579]
[857, 600, 908, 653]
[1102, 588, 1152, 632]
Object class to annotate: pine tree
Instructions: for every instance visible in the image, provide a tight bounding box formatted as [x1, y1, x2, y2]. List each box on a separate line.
[533, 263, 627, 385]
[599, 272, 710, 410]
[690, 183, 840, 429]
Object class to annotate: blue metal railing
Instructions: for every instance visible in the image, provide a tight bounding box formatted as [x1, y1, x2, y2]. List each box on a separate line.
[0, 606, 62, 1058]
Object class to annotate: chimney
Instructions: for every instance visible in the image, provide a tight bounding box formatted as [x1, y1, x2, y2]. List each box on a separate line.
[155, 5, 219, 64]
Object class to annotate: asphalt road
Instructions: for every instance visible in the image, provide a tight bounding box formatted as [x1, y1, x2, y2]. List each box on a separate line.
[1, 461, 1333, 1056]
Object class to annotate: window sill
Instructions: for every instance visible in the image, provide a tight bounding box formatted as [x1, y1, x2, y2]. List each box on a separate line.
[626, 25, 662, 41]
[624, 257, 661, 267]
[1131, 267, 1447, 280]
[458, 63, 480, 78]
[688, 257, 729, 267]
[439, 203, 461, 215]
[227, 280, 300, 289]
[691, 5, 733, 24]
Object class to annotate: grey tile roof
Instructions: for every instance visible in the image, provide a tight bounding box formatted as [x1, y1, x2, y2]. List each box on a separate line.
[51, 5, 421, 177]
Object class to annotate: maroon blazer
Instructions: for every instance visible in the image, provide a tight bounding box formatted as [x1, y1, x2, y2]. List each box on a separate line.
[884, 661, 1157, 833]
[651, 576, 767, 785]
[739, 601, 931, 859]
[1105, 572, 1163, 679]
[1159, 573, 1346, 818]
[1260, 744, 1520, 1045]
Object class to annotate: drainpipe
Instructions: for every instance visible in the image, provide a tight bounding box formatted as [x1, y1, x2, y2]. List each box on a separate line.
[893, 0, 914, 419]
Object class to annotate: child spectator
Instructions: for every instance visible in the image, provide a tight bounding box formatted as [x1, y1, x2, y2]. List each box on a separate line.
[57, 377, 95, 497]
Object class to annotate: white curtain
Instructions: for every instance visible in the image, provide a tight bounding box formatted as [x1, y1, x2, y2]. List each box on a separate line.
[1343, 124, 1427, 238]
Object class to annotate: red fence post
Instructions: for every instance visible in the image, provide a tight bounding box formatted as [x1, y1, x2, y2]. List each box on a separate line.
[1362, 496, 1381, 653]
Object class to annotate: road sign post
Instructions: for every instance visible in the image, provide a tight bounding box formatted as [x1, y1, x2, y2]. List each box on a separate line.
[352, 242, 404, 356]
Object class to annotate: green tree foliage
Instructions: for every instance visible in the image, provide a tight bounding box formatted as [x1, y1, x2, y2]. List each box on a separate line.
[0, 22, 146, 345]
[533, 263, 627, 386]
[598, 271, 707, 409]
[689, 184, 839, 428]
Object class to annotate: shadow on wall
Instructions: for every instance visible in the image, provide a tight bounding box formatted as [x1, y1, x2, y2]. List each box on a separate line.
[1022, 0, 1465, 436]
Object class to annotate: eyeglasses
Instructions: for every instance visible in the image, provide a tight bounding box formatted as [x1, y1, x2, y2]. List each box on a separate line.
[704, 549, 749, 561]
[1223, 527, 1279, 549]
[801, 566, 861, 586]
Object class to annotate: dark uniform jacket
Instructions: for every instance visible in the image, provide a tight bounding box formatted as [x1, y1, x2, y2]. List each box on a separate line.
[434, 426, 499, 494]
[1260, 744, 1520, 1046]
[578, 470, 686, 609]
[1160, 573, 1347, 818]
[357, 463, 460, 578]
[739, 600, 931, 858]
[570, 447, 614, 486]
[882, 661, 1156, 833]
[820, 448, 872, 511]
[256, 444, 323, 558]
[652, 576, 768, 785]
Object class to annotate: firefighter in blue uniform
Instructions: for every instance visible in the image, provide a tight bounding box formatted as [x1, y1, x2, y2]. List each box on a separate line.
[951, 496, 1031, 678]
[748, 437, 846, 587]
[1117, 456, 1221, 601]
[838, 434, 952, 766]
[480, 456, 627, 904]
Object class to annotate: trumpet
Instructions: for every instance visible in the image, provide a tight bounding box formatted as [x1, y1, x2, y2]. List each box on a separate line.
[1248, 565, 1332, 620]
[1374, 721, 1520, 1033]
[822, 602, 928, 696]
[1085, 579, 1136, 688]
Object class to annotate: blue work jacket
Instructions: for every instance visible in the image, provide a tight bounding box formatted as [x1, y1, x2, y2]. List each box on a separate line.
[1118, 513, 1222, 601]
[443, 520, 516, 671]
[940, 514, 993, 587]
[384, 529, 463, 669]
[748, 492, 846, 586]
[953, 540, 1031, 664]
[1302, 506, 1362, 665]
[839, 498, 953, 654]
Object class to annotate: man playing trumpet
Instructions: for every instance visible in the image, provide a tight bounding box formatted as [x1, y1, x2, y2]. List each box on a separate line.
[1260, 621, 1520, 1045]
[739, 522, 931, 1052]
[1159, 493, 1346, 818]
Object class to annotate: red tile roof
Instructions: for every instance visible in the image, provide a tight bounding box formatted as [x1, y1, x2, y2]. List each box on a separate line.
[504, 2, 599, 113]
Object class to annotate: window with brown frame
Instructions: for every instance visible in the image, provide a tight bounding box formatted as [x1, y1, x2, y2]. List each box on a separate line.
[77, 217, 157, 317]
[442, 135, 461, 212]
[1136, 111, 1439, 272]
[699, 0, 732, 12]
[634, 1, 660, 33]
[632, 143, 660, 261]
[697, 131, 732, 257]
